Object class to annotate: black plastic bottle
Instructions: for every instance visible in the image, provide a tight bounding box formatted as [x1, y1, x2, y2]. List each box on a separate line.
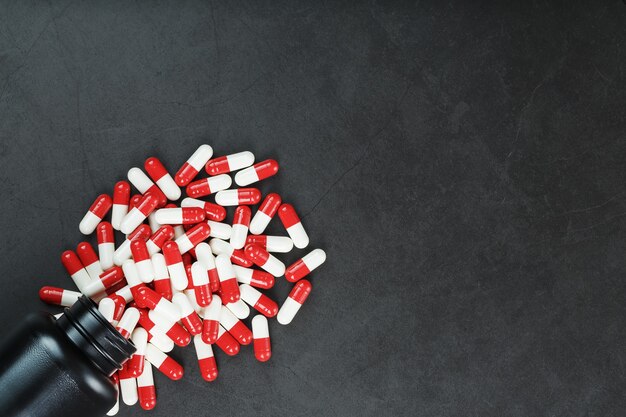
[0, 296, 135, 417]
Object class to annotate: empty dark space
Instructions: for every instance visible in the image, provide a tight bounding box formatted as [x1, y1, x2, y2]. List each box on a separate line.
[0, 1, 624, 416]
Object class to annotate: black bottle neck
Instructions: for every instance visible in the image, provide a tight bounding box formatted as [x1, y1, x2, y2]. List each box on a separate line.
[56, 296, 135, 376]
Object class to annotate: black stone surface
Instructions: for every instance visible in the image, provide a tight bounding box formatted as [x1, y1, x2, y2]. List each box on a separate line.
[0, 1, 625, 416]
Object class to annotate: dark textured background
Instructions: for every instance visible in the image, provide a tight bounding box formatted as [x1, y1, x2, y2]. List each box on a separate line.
[1, 1, 625, 416]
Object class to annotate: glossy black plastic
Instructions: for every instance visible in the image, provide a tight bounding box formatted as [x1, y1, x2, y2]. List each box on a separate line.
[0, 296, 135, 417]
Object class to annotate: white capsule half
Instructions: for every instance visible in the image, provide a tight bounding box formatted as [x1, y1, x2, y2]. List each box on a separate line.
[111, 204, 128, 231]
[252, 315, 269, 339]
[127, 168, 154, 194]
[120, 375, 138, 406]
[207, 221, 232, 240]
[214, 190, 240, 206]
[249, 211, 272, 235]
[230, 224, 248, 250]
[79, 211, 101, 236]
[286, 222, 309, 249]
[276, 297, 302, 325]
[225, 298, 250, 320]
[98, 242, 115, 270]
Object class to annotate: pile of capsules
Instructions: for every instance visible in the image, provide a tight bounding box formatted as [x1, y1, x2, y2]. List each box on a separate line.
[38, 145, 326, 413]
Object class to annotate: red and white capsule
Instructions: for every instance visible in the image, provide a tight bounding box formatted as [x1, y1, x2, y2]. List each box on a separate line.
[120, 192, 159, 235]
[97, 222, 115, 270]
[215, 188, 261, 206]
[61, 250, 92, 293]
[233, 266, 275, 289]
[154, 207, 205, 225]
[174, 222, 211, 254]
[277, 280, 312, 325]
[244, 244, 286, 277]
[151, 253, 172, 301]
[252, 315, 271, 362]
[145, 343, 184, 380]
[193, 335, 218, 382]
[209, 238, 253, 267]
[147, 309, 191, 347]
[146, 225, 175, 255]
[172, 292, 203, 335]
[219, 305, 252, 345]
[119, 364, 138, 406]
[205, 151, 254, 176]
[144, 156, 181, 201]
[239, 284, 278, 318]
[285, 249, 327, 282]
[181, 197, 227, 222]
[79, 194, 112, 235]
[215, 254, 240, 303]
[175, 144, 213, 186]
[121, 260, 147, 308]
[249, 193, 281, 235]
[113, 224, 152, 266]
[185, 174, 232, 198]
[195, 242, 220, 292]
[82, 266, 126, 298]
[215, 324, 240, 356]
[128, 327, 148, 377]
[131, 239, 155, 283]
[39, 286, 80, 307]
[76, 241, 104, 281]
[162, 241, 188, 291]
[201, 294, 221, 344]
[278, 203, 309, 249]
[234, 159, 279, 186]
[136, 310, 179, 349]
[246, 235, 294, 253]
[127, 167, 167, 207]
[230, 206, 251, 249]
[137, 362, 157, 410]
[116, 307, 140, 339]
[111, 181, 131, 231]
[190, 262, 212, 307]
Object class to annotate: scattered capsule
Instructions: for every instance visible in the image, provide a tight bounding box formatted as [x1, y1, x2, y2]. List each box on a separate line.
[230, 206, 251, 249]
[148, 309, 191, 347]
[252, 315, 271, 362]
[246, 235, 293, 253]
[136, 286, 181, 323]
[174, 222, 211, 254]
[116, 307, 140, 339]
[239, 284, 278, 317]
[113, 224, 152, 266]
[185, 174, 232, 198]
[97, 222, 115, 270]
[214, 324, 240, 356]
[173, 292, 203, 335]
[128, 327, 148, 377]
[131, 239, 155, 283]
[79, 194, 112, 235]
[233, 266, 275, 289]
[61, 250, 92, 293]
[175, 144, 213, 186]
[108, 294, 126, 325]
[285, 249, 327, 282]
[209, 238, 253, 267]
[205, 151, 254, 176]
[215, 254, 240, 303]
[76, 241, 104, 281]
[82, 266, 126, 298]
[224, 298, 250, 320]
[193, 335, 218, 382]
[151, 253, 172, 300]
[278, 203, 309, 249]
[145, 343, 184, 380]
[111, 181, 131, 231]
[277, 280, 312, 325]
[162, 241, 188, 291]
[234, 159, 279, 186]
[181, 197, 227, 222]
[39, 286, 80, 307]
[190, 262, 212, 307]
[127, 167, 167, 207]
[119, 364, 138, 406]
[154, 207, 205, 226]
[121, 260, 148, 308]
[137, 362, 157, 410]
[244, 244, 286, 277]
[120, 192, 159, 235]
[201, 295, 221, 344]
[144, 156, 181, 201]
[249, 193, 281, 235]
[146, 225, 175, 255]
[219, 305, 252, 345]
[195, 242, 220, 292]
[215, 188, 261, 206]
